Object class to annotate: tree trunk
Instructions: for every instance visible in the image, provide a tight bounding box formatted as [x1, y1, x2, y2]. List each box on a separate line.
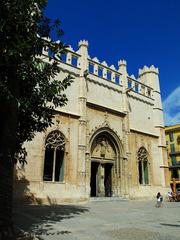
[0, 98, 18, 240]
[0, 156, 14, 240]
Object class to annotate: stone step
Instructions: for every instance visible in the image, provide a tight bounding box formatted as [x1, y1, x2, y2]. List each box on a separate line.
[90, 196, 127, 202]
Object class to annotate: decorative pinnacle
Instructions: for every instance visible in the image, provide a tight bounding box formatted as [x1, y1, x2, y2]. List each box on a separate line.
[118, 59, 127, 67]
[67, 45, 74, 51]
[130, 74, 136, 79]
[78, 39, 89, 47]
[138, 65, 159, 76]
[101, 61, 108, 66]
[110, 65, 116, 70]
[92, 57, 99, 63]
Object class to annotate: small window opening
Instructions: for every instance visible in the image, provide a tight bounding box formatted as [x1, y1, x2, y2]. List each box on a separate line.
[89, 63, 94, 73]
[72, 56, 78, 67]
[107, 71, 111, 80]
[115, 75, 120, 84]
[128, 80, 132, 88]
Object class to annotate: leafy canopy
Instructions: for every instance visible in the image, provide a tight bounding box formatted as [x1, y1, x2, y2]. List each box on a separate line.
[0, 0, 73, 162]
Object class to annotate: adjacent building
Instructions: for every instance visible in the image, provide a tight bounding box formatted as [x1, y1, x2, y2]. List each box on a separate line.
[15, 40, 169, 203]
[165, 124, 180, 189]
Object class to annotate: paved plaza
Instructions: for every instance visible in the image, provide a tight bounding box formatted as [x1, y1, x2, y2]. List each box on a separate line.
[13, 199, 180, 240]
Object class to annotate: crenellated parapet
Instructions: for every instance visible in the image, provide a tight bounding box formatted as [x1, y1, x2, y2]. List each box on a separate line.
[55, 39, 160, 99]
[118, 59, 127, 67]
[78, 40, 89, 47]
[138, 65, 160, 93]
[92, 57, 100, 63]
[138, 65, 159, 77]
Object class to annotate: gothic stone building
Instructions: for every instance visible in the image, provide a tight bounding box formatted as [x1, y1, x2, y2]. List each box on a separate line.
[15, 40, 169, 203]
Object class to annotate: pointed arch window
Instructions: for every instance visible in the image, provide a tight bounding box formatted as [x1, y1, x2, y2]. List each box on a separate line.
[43, 130, 65, 182]
[137, 147, 149, 185]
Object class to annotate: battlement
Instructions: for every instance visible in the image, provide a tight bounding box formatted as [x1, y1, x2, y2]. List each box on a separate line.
[78, 40, 89, 47]
[139, 65, 159, 77]
[48, 39, 160, 99]
[118, 60, 127, 66]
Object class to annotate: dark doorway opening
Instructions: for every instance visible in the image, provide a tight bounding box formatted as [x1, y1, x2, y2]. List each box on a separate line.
[90, 162, 99, 197]
[138, 161, 142, 184]
[104, 164, 112, 197]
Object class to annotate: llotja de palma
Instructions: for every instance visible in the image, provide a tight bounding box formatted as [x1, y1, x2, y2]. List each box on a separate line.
[15, 40, 169, 203]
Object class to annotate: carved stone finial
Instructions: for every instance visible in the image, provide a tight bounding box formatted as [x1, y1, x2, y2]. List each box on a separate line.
[118, 59, 127, 67]
[92, 57, 100, 63]
[104, 112, 109, 124]
[78, 40, 89, 47]
[110, 65, 116, 70]
[101, 61, 108, 66]
[67, 45, 74, 51]
[130, 74, 136, 79]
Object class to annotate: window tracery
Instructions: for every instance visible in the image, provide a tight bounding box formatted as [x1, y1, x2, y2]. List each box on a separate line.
[45, 130, 65, 150]
[43, 130, 65, 182]
[137, 147, 149, 185]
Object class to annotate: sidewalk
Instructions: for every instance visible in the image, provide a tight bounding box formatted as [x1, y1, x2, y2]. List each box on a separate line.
[13, 200, 180, 240]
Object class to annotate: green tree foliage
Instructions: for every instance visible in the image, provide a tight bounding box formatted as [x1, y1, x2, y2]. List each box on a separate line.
[0, 0, 72, 238]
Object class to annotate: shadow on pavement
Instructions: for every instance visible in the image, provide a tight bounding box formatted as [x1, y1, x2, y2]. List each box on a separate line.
[13, 169, 89, 238]
[160, 223, 180, 228]
[13, 204, 89, 237]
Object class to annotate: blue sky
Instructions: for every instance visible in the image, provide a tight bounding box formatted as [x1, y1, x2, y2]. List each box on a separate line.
[45, 0, 180, 126]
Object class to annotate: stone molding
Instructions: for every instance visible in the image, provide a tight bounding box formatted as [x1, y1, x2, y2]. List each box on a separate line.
[128, 93, 154, 106]
[87, 102, 126, 117]
[87, 77, 122, 93]
[130, 128, 159, 138]
[59, 65, 80, 77]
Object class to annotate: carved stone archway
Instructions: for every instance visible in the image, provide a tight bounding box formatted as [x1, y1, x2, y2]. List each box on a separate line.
[89, 128, 125, 197]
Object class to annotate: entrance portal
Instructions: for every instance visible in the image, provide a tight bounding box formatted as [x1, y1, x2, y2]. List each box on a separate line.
[90, 130, 122, 197]
[90, 162, 113, 197]
[104, 164, 112, 197]
[90, 162, 99, 197]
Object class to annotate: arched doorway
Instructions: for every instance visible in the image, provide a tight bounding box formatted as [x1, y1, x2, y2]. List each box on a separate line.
[89, 130, 123, 197]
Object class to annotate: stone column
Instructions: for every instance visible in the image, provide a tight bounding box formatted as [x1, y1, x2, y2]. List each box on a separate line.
[118, 60, 131, 196]
[98, 164, 105, 197]
[77, 40, 89, 193]
[118, 60, 128, 113]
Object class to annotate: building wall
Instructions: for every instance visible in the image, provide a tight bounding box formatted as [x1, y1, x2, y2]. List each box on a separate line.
[14, 40, 168, 203]
[165, 124, 180, 181]
[128, 93, 155, 135]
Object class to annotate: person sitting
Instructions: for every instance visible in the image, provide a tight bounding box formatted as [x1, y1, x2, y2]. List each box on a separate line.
[167, 191, 173, 201]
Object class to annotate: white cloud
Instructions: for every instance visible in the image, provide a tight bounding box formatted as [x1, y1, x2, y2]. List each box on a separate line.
[163, 86, 180, 126]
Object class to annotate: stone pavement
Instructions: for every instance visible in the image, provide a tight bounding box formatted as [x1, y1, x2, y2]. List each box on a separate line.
[13, 199, 180, 240]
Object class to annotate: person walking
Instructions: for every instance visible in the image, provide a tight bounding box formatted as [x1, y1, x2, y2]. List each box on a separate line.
[156, 192, 163, 207]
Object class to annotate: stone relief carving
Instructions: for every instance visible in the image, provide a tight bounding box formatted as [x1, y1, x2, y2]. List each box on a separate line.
[45, 130, 65, 150]
[97, 137, 109, 157]
[137, 147, 148, 162]
[92, 136, 116, 159]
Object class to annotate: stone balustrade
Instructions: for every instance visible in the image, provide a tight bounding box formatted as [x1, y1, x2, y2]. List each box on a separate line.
[56, 42, 154, 99]
[88, 57, 122, 85]
[127, 76, 153, 98]
[65, 45, 81, 68]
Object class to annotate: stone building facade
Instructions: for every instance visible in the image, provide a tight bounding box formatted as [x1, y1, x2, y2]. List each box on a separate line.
[15, 40, 169, 203]
[165, 124, 180, 190]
